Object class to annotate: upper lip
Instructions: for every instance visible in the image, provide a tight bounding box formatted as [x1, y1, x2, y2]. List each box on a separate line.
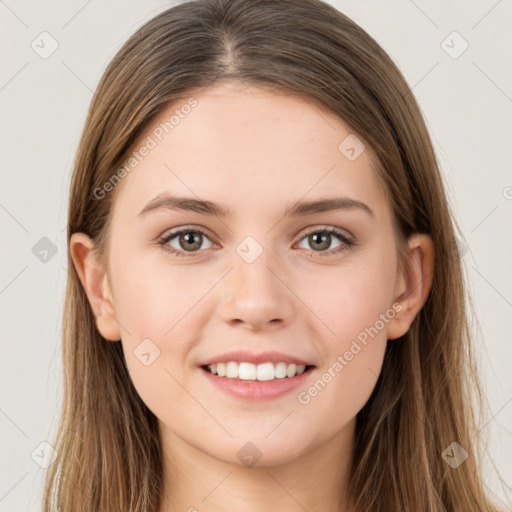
[199, 350, 314, 367]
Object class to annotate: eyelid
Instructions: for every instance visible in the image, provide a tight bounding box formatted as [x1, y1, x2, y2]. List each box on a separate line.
[160, 224, 214, 238]
[159, 224, 352, 241]
[299, 224, 352, 239]
[159, 225, 217, 247]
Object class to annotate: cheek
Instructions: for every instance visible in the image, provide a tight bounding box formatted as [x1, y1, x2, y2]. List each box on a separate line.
[108, 247, 232, 404]
[295, 249, 395, 416]
[110, 250, 204, 341]
[107, 253, 193, 402]
[113, 279, 195, 429]
[305, 250, 396, 347]
[294, 272, 390, 435]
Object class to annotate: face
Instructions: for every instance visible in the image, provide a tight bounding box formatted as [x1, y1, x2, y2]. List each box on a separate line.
[76, 81, 411, 467]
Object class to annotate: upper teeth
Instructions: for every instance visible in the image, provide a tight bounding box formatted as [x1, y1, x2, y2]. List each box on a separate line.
[208, 362, 307, 381]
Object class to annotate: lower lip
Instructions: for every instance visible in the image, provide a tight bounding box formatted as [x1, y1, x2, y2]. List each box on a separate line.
[200, 366, 315, 400]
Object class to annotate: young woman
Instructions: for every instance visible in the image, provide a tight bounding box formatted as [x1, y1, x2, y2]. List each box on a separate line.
[42, 0, 502, 510]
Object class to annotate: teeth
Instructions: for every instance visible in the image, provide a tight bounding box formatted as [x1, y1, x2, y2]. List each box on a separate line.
[275, 362, 287, 378]
[206, 361, 308, 380]
[226, 361, 238, 378]
[286, 363, 297, 377]
[239, 362, 256, 380]
[257, 362, 274, 381]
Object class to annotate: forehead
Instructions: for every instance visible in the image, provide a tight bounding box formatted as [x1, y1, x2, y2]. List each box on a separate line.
[111, 81, 389, 222]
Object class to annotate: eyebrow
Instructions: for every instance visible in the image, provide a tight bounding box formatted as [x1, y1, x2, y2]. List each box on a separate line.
[138, 193, 375, 219]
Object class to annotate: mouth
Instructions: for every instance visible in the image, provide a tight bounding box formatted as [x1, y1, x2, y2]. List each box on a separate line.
[199, 361, 316, 400]
[201, 361, 315, 381]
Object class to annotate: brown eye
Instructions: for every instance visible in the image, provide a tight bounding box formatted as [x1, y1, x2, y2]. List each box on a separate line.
[177, 231, 203, 251]
[160, 228, 214, 256]
[297, 227, 353, 255]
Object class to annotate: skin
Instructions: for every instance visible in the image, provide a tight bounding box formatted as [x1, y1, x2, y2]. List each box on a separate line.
[70, 81, 434, 512]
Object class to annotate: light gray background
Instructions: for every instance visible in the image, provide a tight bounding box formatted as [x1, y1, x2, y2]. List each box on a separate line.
[1, 1, 511, 510]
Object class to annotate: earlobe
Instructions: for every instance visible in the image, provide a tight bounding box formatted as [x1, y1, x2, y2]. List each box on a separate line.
[387, 233, 435, 340]
[69, 232, 121, 341]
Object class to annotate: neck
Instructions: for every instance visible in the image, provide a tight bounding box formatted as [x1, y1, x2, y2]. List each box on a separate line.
[158, 419, 355, 512]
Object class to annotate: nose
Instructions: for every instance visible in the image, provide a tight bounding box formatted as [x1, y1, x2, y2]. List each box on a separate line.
[219, 249, 296, 332]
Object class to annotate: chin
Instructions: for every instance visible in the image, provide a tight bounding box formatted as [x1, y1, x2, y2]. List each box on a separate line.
[207, 430, 316, 468]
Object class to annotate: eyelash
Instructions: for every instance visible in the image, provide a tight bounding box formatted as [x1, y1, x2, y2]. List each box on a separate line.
[158, 226, 355, 258]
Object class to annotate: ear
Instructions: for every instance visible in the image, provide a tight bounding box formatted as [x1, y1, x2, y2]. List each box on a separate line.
[387, 233, 435, 340]
[69, 232, 121, 341]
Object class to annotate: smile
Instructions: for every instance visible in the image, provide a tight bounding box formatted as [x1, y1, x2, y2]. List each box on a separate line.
[204, 361, 311, 380]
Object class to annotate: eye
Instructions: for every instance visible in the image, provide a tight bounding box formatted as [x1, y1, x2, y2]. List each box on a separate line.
[296, 227, 354, 256]
[158, 226, 354, 258]
[159, 227, 214, 257]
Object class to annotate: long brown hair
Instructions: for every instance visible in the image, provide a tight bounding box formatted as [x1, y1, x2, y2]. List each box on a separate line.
[43, 0, 500, 510]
